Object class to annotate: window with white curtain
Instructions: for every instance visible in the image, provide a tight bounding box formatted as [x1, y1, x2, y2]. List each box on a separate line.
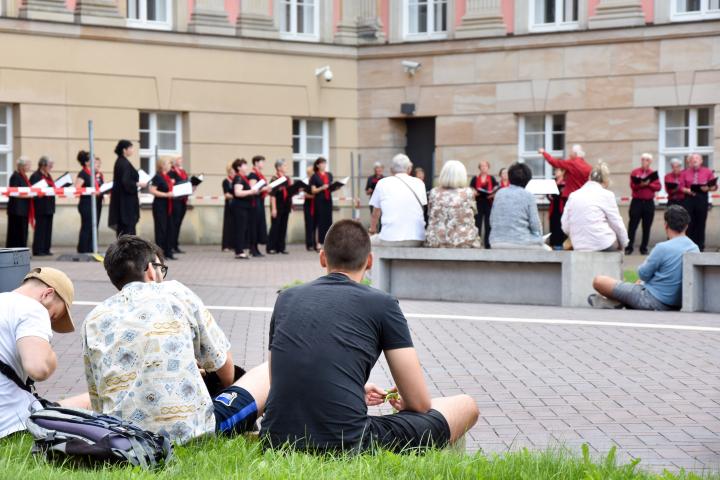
[518, 113, 566, 179]
[658, 107, 714, 182]
[281, 0, 319, 40]
[292, 119, 329, 178]
[0, 105, 13, 188]
[139, 112, 182, 177]
[405, 0, 448, 39]
[127, 0, 172, 30]
[530, 0, 579, 31]
[671, 0, 720, 20]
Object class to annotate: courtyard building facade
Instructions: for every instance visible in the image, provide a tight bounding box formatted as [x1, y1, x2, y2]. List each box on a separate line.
[0, 0, 718, 247]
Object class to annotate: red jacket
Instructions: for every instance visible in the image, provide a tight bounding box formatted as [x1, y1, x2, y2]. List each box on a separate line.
[542, 152, 591, 199]
[664, 172, 684, 202]
[630, 168, 661, 200]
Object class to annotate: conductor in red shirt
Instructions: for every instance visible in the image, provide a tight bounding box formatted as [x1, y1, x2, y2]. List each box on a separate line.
[539, 144, 591, 200]
[626, 153, 661, 255]
[679, 153, 718, 252]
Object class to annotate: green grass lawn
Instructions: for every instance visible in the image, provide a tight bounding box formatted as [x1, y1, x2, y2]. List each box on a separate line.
[1, 434, 716, 480]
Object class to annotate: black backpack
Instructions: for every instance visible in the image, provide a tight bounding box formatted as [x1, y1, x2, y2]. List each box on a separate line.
[26, 407, 173, 469]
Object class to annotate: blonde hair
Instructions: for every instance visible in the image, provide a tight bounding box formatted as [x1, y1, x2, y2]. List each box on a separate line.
[156, 156, 171, 173]
[640, 153, 653, 161]
[438, 160, 468, 189]
[589, 160, 611, 187]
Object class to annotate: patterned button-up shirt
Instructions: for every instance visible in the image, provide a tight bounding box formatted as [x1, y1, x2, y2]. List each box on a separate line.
[82, 281, 230, 444]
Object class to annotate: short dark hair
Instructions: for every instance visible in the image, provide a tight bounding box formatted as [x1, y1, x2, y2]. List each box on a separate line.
[114, 140, 133, 157]
[323, 220, 371, 272]
[77, 150, 90, 166]
[103, 235, 164, 290]
[665, 205, 691, 233]
[508, 162, 532, 188]
[313, 157, 327, 173]
[252, 155, 265, 165]
[232, 158, 247, 173]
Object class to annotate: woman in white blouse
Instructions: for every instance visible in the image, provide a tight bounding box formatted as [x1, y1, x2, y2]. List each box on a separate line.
[561, 162, 629, 252]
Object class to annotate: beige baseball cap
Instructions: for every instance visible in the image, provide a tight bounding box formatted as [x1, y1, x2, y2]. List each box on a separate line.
[23, 267, 75, 333]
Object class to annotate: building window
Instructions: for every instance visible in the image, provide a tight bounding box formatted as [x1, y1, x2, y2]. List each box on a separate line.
[0, 105, 12, 187]
[671, 0, 720, 21]
[529, 0, 579, 31]
[404, 0, 448, 40]
[518, 113, 566, 178]
[292, 119, 329, 178]
[139, 112, 182, 177]
[658, 107, 714, 182]
[281, 0, 319, 40]
[127, 0, 172, 30]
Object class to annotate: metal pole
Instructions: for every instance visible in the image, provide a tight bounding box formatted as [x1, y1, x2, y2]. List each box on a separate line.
[350, 152, 356, 220]
[357, 154, 363, 220]
[89, 120, 98, 254]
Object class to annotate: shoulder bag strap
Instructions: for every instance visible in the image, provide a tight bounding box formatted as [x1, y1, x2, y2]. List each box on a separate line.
[0, 360, 32, 393]
[394, 175, 424, 211]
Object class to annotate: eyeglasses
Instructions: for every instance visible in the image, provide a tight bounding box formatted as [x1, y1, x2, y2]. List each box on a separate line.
[151, 262, 168, 279]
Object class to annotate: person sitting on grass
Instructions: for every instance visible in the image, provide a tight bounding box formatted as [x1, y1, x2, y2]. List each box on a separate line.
[588, 205, 699, 310]
[0, 267, 90, 439]
[82, 235, 270, 444]
[260, 219, 479, 452]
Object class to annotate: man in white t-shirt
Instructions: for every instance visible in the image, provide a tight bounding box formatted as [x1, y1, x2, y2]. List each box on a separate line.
[0, 267, 88, 439]
[368, 154, 427, 247]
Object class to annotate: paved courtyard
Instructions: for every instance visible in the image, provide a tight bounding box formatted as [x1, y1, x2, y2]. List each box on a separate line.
[32, 246, 720, 474]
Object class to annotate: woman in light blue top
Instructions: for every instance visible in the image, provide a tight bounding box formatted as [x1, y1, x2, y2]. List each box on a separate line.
[489, 163, 545, 249]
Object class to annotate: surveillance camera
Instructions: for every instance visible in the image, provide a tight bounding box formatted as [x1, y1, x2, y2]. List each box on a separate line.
[315, 65, 333, 82]
[401, 60, 422, 75]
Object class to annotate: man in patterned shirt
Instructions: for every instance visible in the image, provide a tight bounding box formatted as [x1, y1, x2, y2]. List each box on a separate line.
[82, 235, 269, 444]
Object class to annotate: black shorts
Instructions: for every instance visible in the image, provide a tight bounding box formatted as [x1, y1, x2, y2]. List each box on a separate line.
[364, 409, 451, 452]
[213, 386, 258, 436]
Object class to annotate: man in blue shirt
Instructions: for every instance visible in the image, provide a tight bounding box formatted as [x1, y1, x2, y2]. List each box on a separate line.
[589, 205, 699, 310]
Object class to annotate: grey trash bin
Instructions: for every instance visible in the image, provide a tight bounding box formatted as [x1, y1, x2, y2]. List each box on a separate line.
[0, 248, 31, 292]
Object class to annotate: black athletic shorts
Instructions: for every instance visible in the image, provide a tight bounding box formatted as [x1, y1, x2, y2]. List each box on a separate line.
[213, 386, 258, 436]
[364, 409, 451, 452]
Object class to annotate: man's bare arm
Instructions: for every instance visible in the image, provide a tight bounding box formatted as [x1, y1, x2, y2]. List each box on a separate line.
[384, 347, 431, 413]
[17, 336, 57, 382]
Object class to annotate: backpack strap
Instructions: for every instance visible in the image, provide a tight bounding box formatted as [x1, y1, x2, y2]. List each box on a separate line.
[0, 359, 33, 392]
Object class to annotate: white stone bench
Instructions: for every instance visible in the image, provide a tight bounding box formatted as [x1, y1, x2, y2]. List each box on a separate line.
[371, 247, 622, 308]
[682, 253, 720, 313]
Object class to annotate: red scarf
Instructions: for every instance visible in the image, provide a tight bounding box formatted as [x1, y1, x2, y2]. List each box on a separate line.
[319, 172, 330, 200]
[474, 175, 492, 191]
[172, 166, 188, 181]
[41, 173, 55, 188]
[97, 171, 104, 188]
[83, 166, 99, 190]
[499, 180, 510, 189]
[253, 167, 268, 199]
[277, 174, 293, 202]
[161, 172, 174, 215]
[20, 171, 35, 228]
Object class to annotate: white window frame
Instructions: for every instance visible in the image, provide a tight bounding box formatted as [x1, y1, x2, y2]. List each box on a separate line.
[0, 105, 13, 190]
[280, 0, 320, 42]
[126, 0, 172, 31]
[403, 0, 449, 41]
[671, 0, 720, 21]
[139, 112, 182, 177]
[292, 118, 329, 179]
[657, 107, 714, 197]
[529, 0, 579, 32]
[518, 113, 566, 180]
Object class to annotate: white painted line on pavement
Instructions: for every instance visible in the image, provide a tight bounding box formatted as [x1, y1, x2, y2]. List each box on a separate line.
[72, 301, 720, 333]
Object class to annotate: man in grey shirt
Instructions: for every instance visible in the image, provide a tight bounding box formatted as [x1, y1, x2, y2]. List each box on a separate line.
[489, 163, 545, 249]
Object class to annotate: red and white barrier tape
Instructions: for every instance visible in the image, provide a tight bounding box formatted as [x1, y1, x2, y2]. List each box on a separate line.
[0, 186, 100, 198]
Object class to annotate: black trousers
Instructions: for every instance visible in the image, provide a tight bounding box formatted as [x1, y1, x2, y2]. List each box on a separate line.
[6, 214, 29, 248]
[233, 206, 250, 254]
[78, 200, 103, 253]
[303, 201, 314, 248]
[171, 201, 187, 251]
[548, 205, 566, 248]
[684, 194, 709, 251]
[314, 201, 333, 245]
[474, 200, 492, 249]
[32, 214, 53, 255]
[222, 202, 234, 250]
[268, 208, 291, 253]
[627, 198, 655, 251]
[248, 202, 267, 252]
[152, 206, 174, 258]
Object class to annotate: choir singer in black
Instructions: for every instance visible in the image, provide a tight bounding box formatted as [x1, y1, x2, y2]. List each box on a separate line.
[222, 162, 235, 252]
[149, 157, 176, 260]
[29, 156, 56, 256]
[108, 140, 143, 237]
[267, 159, 293, 255]
[5, 156, 33, 248]
[75, 150, 105, 253]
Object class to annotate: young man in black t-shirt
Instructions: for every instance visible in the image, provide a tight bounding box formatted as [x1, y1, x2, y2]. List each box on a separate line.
[260, 219, 479, 452]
